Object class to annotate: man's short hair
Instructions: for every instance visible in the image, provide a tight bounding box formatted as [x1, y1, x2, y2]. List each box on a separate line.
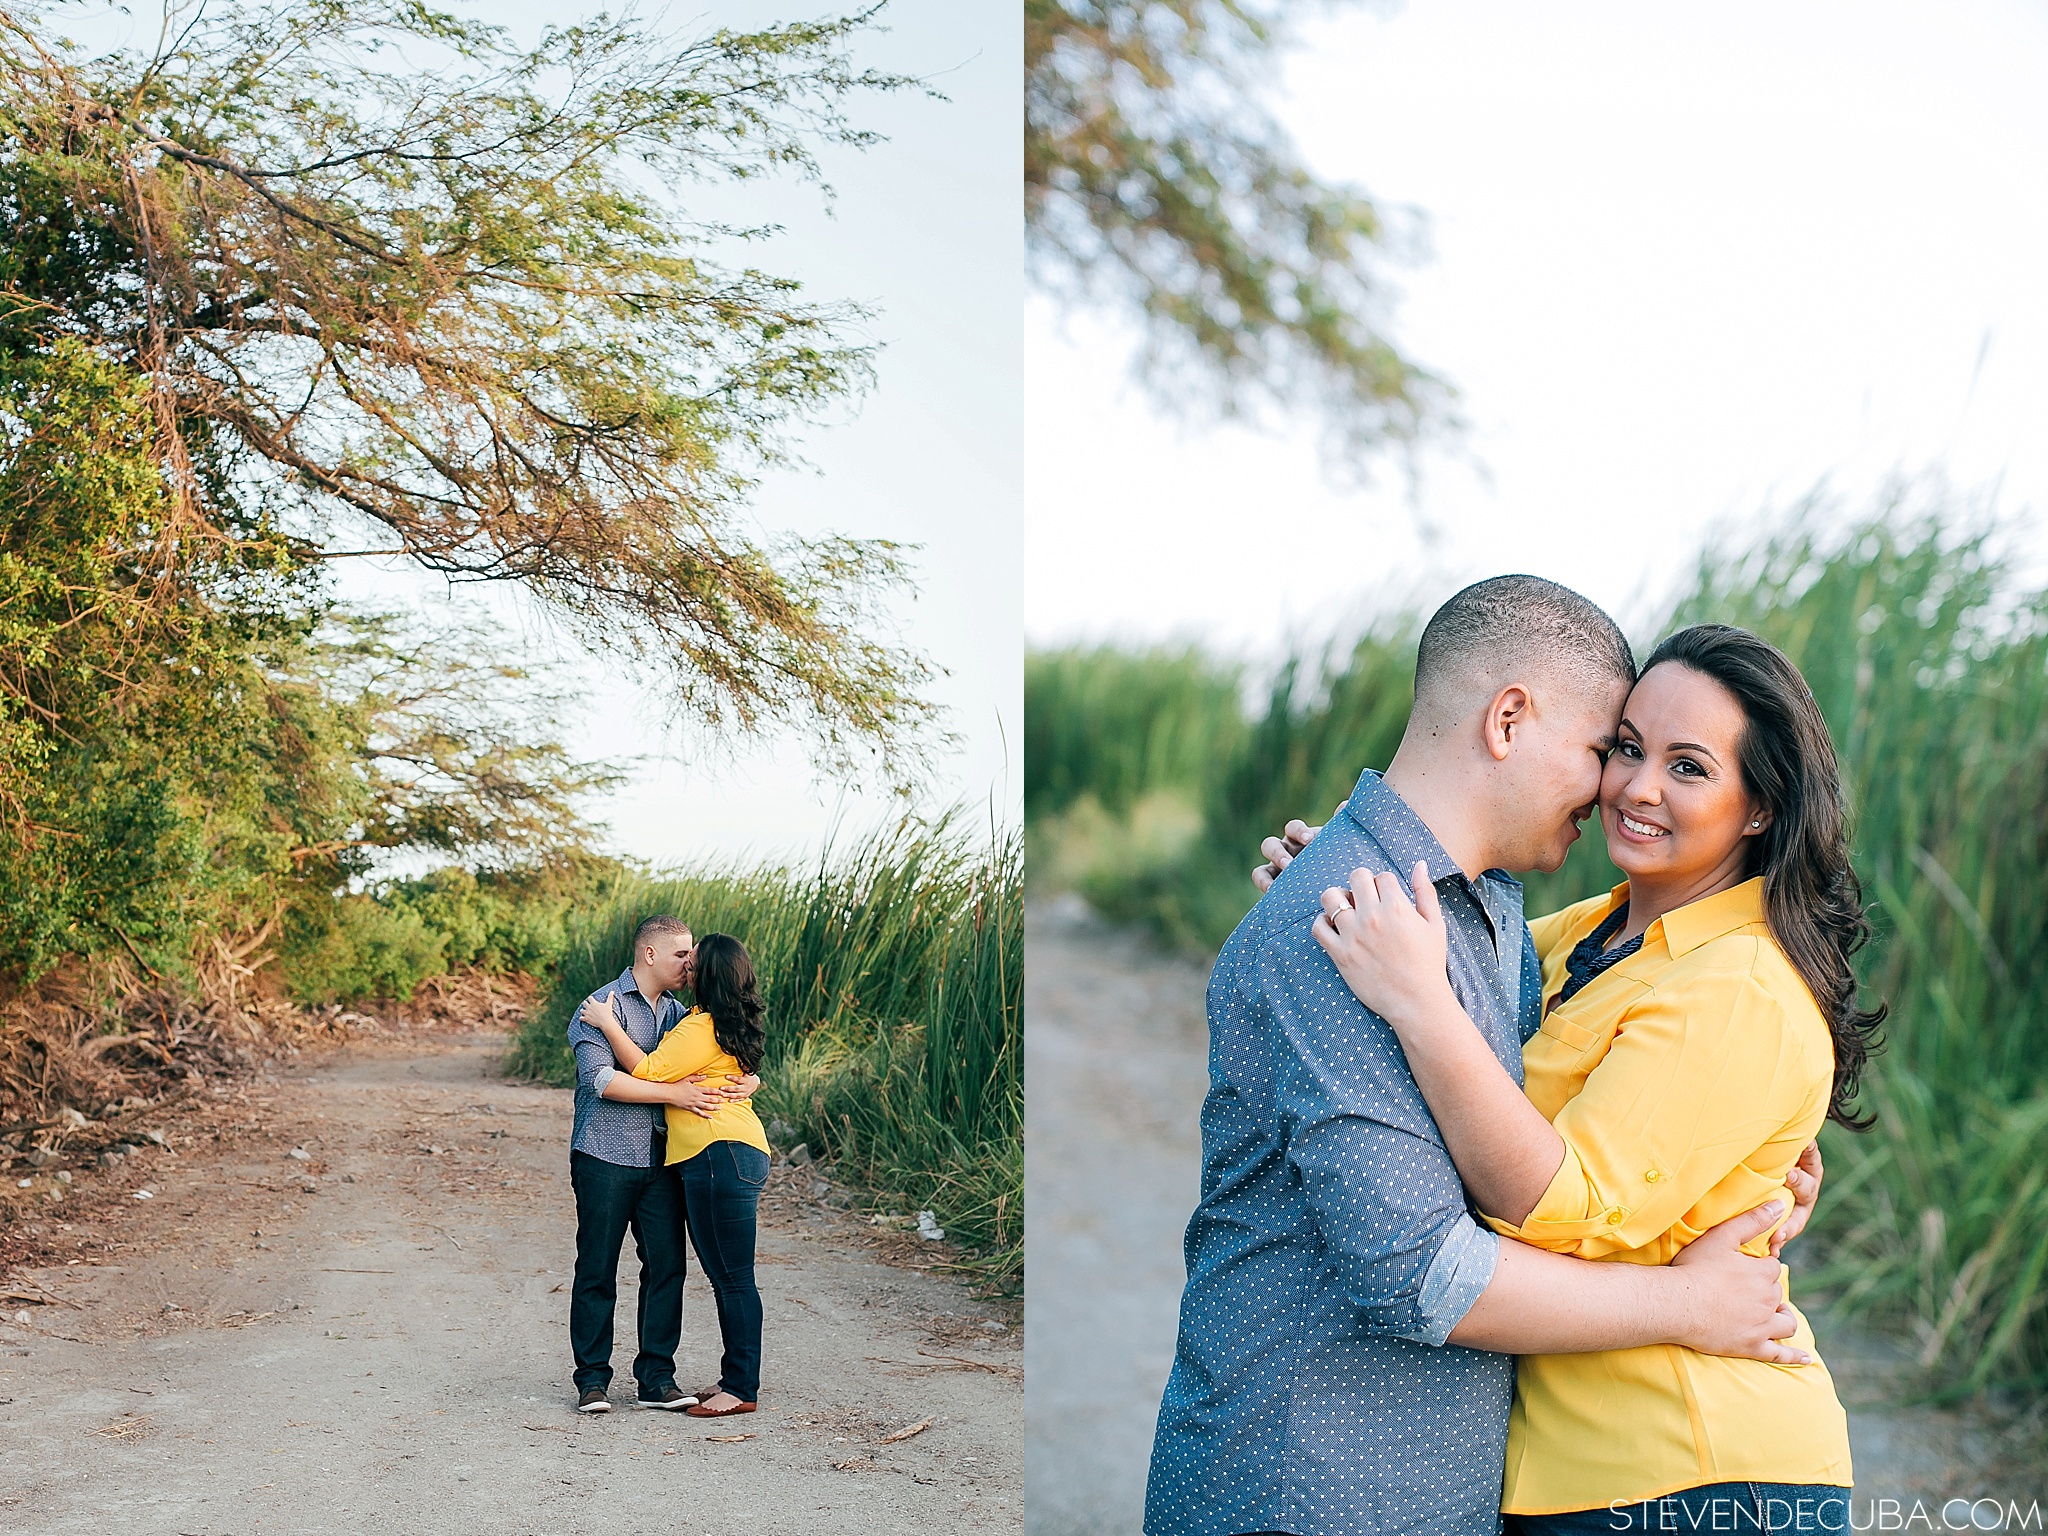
[1414, 575, 1635, 720]
[632, 914, 692, 953]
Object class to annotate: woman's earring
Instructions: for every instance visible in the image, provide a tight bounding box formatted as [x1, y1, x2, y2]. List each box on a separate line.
[1751, 820, 1762, 828]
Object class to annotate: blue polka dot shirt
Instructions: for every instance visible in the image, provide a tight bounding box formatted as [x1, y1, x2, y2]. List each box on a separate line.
[568, 968, 685, 1167]
[1145, 770, 1543, 1536]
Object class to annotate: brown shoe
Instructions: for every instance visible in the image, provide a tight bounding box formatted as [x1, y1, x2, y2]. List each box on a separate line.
[684, 1396, 757, 1417]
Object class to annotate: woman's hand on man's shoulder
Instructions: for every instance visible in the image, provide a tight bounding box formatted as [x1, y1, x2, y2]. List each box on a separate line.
[1252, 801, 1348, 892]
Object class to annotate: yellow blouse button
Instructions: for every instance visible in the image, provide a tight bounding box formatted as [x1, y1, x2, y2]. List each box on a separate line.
[1604, 1208, 1626, 1224]
[1644, 1169, 1663, 1183]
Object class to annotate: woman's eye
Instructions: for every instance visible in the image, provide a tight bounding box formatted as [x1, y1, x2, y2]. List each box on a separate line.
[1672, 758, 1703, 776]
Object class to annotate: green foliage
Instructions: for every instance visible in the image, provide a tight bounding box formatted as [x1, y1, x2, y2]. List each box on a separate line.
[1025, 1, 1455, 464]
[0, 546, 610, 994]
[1804, 1073, 2048, 1402]
[297, 615, 618, 865]
[1027, 627, 1416, 948]
[1026, 500, 2048, 1394]
[282, 895, 448, 1008]
[0, 334, 312, 973]
[509, 819, 1023, 1287]
[280, 856, 628, 1005]
[1025, 644, 1247, 820]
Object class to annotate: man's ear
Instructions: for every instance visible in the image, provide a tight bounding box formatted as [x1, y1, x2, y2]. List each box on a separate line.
[1483, 684, 1533, 762]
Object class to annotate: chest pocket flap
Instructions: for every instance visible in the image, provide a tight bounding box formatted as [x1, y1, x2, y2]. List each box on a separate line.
[1537, 976, 1651, 1058]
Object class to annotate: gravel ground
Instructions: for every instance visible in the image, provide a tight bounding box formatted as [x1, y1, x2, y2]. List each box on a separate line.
[0, 1029, 1021, 1534]
[1022, 895, 2041, 1535]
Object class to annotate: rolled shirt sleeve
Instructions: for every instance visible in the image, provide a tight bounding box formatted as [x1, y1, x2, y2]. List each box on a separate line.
[568, 984, 626, 1098]
[1269, 929, 1501, 1344]
[1487, 955, 1820, 1258]
[571, 1033, 620, 1098]
[1415, 1213, 1501, 1344]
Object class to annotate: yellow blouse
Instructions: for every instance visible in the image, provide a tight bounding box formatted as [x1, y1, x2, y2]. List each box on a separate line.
[630, 1008, 771, 1166]
[1488, 878, 1853, 1514]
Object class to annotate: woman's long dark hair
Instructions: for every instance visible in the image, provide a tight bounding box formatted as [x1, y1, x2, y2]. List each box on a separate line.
[1641, 624, 1886, 1129]
[692, 933, 766, 1076]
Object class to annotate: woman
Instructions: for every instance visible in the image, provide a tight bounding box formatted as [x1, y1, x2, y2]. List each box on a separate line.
[582, 932, 772, 1418]
[1295, 626, 1878, 1531]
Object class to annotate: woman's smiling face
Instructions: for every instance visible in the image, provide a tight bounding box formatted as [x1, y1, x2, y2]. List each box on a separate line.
[1601, 661, 1769, 887]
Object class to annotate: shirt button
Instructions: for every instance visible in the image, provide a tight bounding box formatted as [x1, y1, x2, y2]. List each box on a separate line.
[1604, 1208, 1627, 1224]
[1644, 1169, 1663, 1184]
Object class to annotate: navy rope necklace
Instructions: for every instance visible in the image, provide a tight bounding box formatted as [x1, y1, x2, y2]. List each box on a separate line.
[1556, 903, 1643, 1008]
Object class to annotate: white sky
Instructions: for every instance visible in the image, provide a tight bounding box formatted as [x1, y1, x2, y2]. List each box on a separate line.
[1025, 0, 2048, 651]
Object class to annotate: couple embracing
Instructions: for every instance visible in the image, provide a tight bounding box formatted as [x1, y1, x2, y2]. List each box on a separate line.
[1148, 577, 1877, 1534]
[563, 917, 774, 1418]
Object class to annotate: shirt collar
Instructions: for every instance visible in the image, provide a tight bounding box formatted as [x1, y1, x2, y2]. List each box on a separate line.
[1341, 769, 1522, 899]
[1603, 876, 1769, 958]
[612, 968, 675, 1017]
[1655, 876, 1768, 957]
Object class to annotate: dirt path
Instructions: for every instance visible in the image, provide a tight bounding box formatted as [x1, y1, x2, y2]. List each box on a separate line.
[0, 1029, 1021, 1535]
[1023, 896, 2036, 1535]
[1024, 898, 1210, 1536]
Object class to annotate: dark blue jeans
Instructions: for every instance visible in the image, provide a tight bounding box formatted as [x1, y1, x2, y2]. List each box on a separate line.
[568, 1148, 688, 1395]
[677, 1139, 769, 1401]
[1507, 1483, 1852, 1533]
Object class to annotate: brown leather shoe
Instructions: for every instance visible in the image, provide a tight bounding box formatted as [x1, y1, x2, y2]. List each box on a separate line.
[684, 1396, 757, 1417]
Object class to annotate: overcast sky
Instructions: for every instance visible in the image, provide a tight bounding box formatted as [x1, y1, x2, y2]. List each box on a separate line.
[1025, 0, 2048, 652]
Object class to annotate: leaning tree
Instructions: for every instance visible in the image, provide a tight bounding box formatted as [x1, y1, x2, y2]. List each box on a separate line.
[0, 0, 935, 974]
[1, 0, 937, 763]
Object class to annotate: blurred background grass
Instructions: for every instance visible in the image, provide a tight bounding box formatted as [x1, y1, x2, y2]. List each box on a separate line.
[506, 818, 1023, 1291]
[1026, 505, 2048, 1402]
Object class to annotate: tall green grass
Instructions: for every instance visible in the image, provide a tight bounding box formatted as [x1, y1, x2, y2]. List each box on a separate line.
[1025, 645, 1250, 819]
[1026, 631, 1420, 948]
[1027, 501, 2048, 1399]
[506, 819, 1022, 1289]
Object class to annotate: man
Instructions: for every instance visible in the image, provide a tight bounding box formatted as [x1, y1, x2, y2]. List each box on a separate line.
[1146, 576, 1814, 1536]
[565, 915, 749, 1414]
